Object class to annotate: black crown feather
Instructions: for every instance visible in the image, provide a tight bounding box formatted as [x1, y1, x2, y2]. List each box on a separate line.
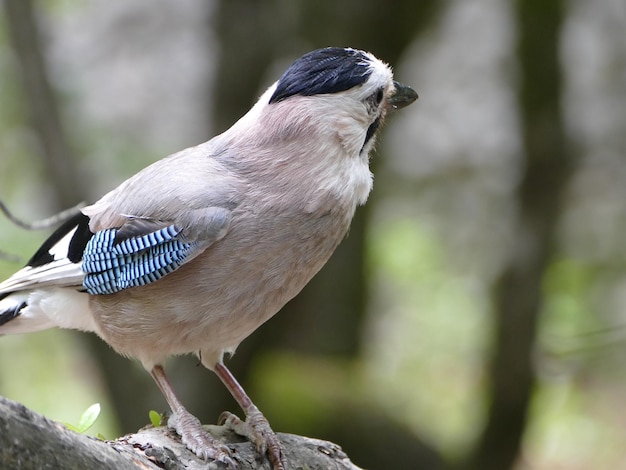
[269, 47, 373, 104]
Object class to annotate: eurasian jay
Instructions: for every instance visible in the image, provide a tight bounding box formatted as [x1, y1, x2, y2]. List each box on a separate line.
[0, 47, 417, 468]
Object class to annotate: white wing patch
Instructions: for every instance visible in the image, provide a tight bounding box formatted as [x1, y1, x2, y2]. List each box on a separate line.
[0, 226, 84, 296]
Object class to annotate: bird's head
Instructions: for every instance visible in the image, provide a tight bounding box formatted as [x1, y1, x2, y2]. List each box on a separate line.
[220, 47, 417, 205]
[265, 47, 418, 157]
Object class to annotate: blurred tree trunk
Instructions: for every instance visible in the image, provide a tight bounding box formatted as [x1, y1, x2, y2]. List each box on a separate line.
[206, 2, 444, 470]
[464, 0, 571, 468]
[3, 0, 83, 207]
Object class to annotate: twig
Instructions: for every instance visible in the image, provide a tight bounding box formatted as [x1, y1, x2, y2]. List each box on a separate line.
[0, 200, 85, 263]
[0, 200, 84, 230]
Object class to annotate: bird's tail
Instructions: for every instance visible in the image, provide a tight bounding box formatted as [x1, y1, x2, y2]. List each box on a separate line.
[0, 288, 95, 335]
[0, 212, 97, 336]
[0, 291, 52, 334]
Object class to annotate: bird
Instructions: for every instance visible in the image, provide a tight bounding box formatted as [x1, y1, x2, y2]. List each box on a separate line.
[0, 47, 417, 469]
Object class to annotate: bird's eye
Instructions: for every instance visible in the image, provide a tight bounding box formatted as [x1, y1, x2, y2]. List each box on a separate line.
[365, 88, 385, 111]
[375, 88, 384, 105]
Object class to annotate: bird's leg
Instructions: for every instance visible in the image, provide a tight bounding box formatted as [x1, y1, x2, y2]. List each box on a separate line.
[214, 362, 287, 470]
[150, 365, 235, 467]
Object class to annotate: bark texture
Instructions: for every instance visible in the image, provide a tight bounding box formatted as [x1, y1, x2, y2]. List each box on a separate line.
[0, 396, 362, 470]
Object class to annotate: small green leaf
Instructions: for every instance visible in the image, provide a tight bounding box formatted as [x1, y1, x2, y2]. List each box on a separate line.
[96, 433, 107, 441]
[76, 403, 101, 433]
[62, 422, 79, 433]
[149, 410, 162, 427]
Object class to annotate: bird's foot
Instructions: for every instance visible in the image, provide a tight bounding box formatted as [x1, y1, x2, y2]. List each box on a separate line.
[168, 411, 236, 467]
[220, 409, 286, 470]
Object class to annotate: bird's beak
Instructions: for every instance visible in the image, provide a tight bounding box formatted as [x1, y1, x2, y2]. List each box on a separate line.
[388, 80, 418, 110]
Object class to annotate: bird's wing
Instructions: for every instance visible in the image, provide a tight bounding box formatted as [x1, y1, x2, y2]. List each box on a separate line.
[0, 213, 90, 295]
[0, 144, 244, 296]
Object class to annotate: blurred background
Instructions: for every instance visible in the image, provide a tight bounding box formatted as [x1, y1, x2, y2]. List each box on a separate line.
[0, 0, 625, 469]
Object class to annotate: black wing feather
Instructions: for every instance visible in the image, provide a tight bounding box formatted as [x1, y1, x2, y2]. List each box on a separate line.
[27, 212, 92, 267]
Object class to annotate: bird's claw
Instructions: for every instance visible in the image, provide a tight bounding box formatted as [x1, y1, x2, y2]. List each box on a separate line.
[219, 410, 286, 470]
[168, 412, 236, 468]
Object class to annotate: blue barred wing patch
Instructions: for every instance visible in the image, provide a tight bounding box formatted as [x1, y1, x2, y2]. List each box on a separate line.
[82, 225, 195, 295]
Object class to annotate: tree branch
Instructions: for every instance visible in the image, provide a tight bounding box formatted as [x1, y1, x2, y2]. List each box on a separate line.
[0, 395, 362, 470]
[0, 200, 84, 230]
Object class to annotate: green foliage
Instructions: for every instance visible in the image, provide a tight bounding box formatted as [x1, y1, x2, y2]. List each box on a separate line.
[149, 410, 163, 428]
[0, 329, 119, 441]
[540, 258, 595, 359]
[251, 353, 351, 435]
[365, 217, 489, 458]
[62, 403, 101, 434]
